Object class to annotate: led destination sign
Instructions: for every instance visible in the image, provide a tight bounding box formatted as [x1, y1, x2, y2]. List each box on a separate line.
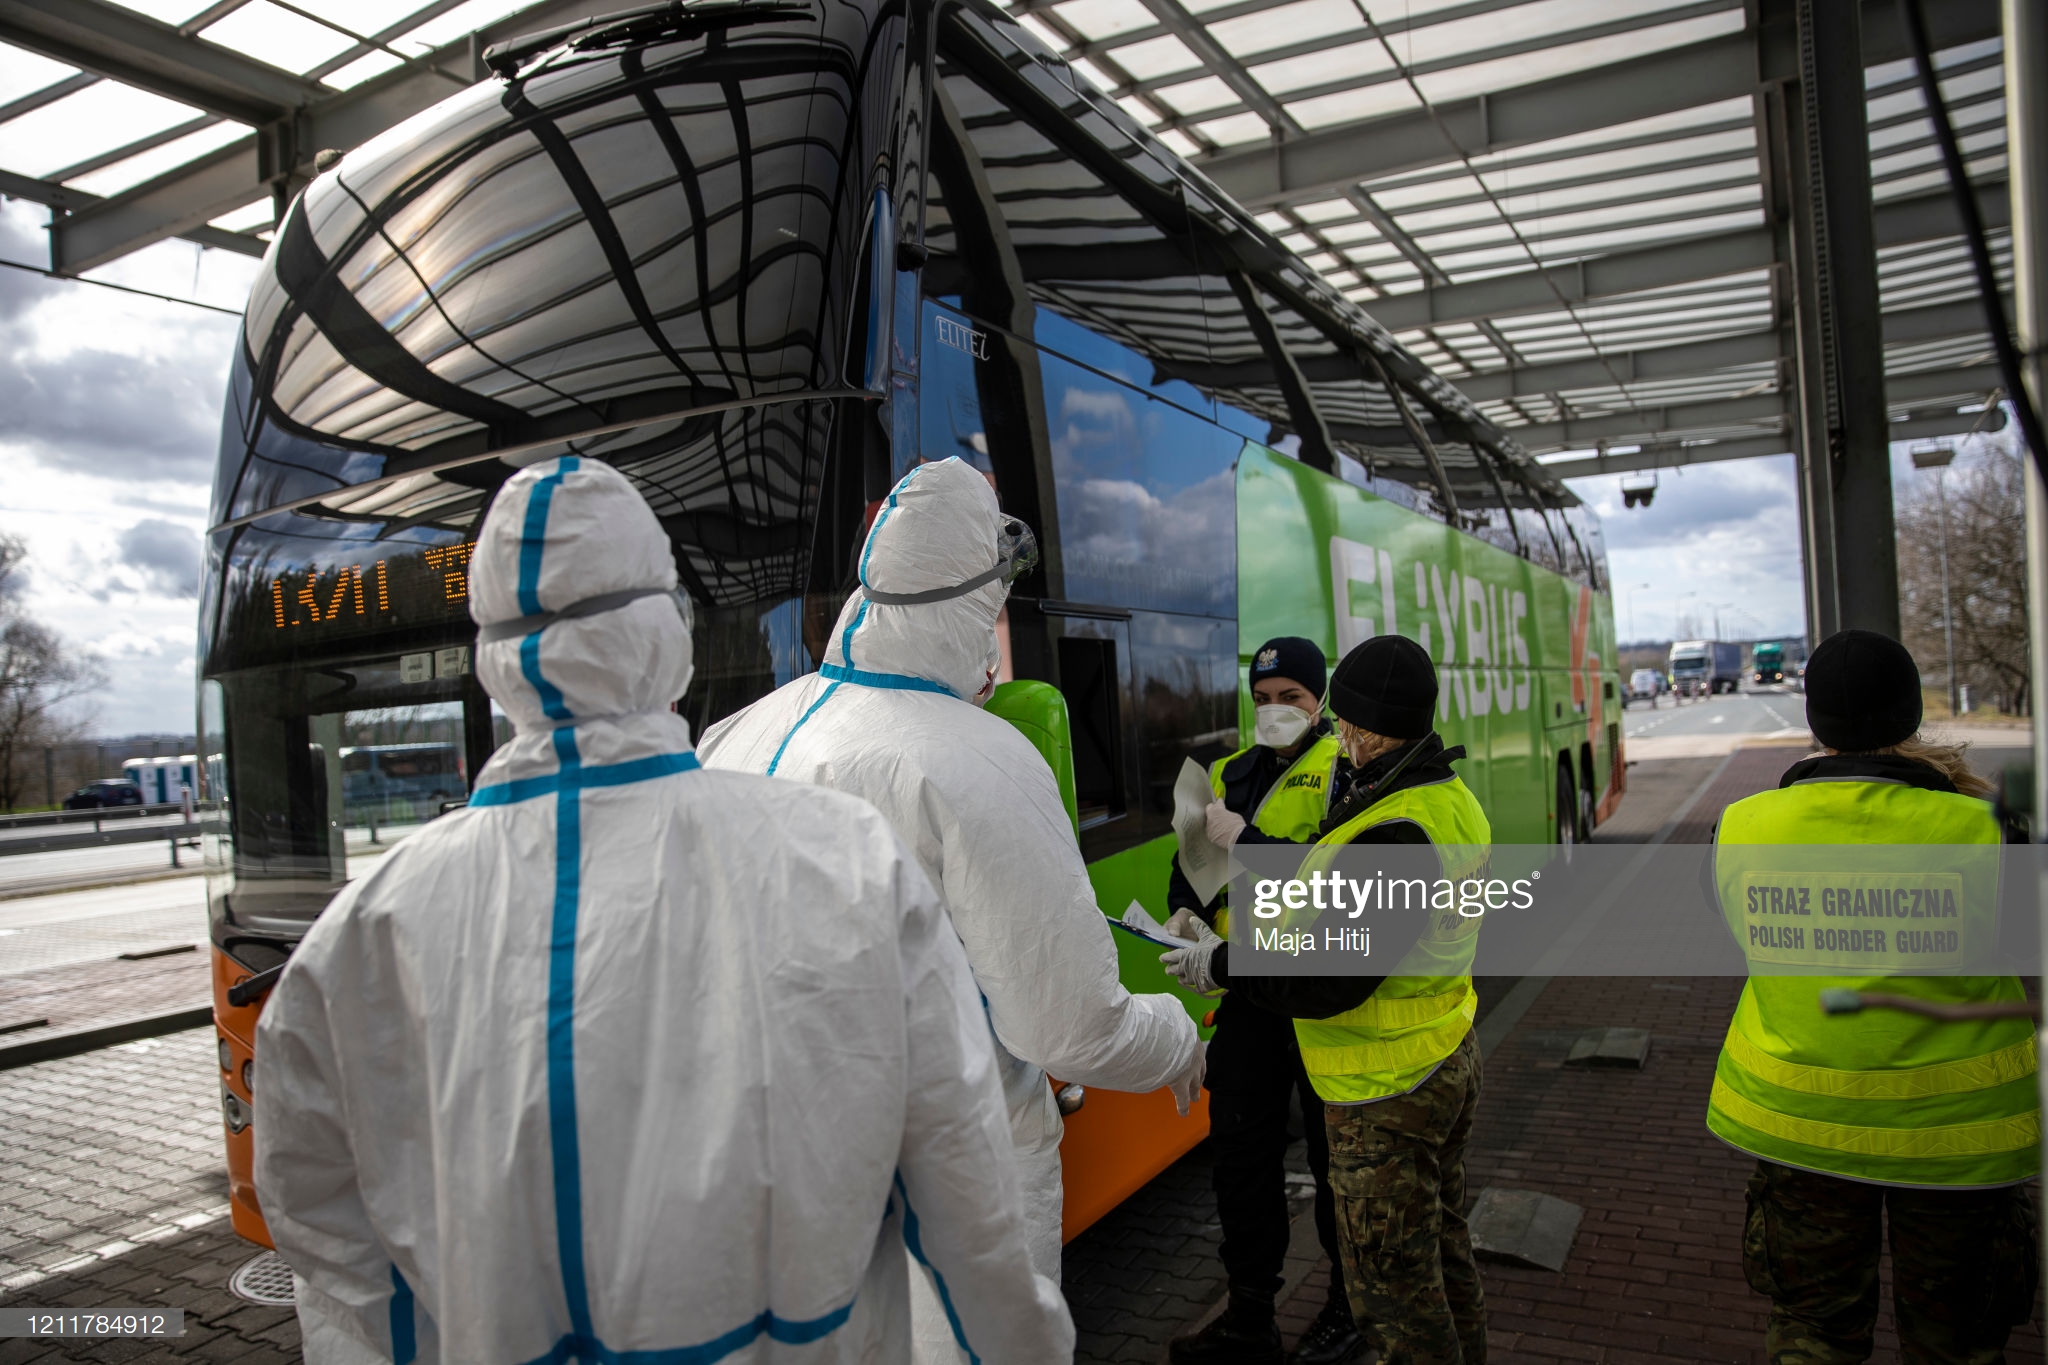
[210, 534, 484, 672]
[268, 542, 474, 631]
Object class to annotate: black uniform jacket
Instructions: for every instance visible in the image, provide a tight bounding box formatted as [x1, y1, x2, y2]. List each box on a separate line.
[1212, 732, 1467, 1020]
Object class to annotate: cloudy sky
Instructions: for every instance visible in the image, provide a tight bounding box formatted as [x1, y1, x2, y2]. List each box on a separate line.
[0, 196, 258, 738]
[0, 193, 2007, 737]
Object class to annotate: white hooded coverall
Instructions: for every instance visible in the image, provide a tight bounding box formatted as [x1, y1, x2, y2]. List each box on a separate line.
[698, 457, 1199, 1355]
[254, 457, 1073, 1364]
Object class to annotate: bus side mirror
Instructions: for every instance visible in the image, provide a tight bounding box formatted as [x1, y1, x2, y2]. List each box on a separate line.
[984, 680, 1080, 838]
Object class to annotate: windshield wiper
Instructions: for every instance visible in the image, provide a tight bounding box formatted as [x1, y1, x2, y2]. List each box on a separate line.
[483, 0, 815, 77]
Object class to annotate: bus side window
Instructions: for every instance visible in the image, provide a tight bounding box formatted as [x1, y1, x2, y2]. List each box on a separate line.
[1057, 633, 1126, 830]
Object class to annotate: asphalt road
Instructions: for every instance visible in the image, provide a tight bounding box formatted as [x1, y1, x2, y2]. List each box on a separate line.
[1619, 686, 1804, 742]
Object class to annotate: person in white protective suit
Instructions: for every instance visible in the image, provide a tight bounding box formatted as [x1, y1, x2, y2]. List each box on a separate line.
[698, 456, 1204, 1360]
[253, 456, 1073, 1365]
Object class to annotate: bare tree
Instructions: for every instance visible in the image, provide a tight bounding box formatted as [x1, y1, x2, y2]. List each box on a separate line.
[1895, 444, 2030, 715]
[0, 532, 108, 810]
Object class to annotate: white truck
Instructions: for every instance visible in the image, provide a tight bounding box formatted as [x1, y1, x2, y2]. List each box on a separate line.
[1669, 640, 1743, 697]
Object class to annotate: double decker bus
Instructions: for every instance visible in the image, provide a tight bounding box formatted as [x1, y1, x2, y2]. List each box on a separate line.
[197, 0, 1620, 1249]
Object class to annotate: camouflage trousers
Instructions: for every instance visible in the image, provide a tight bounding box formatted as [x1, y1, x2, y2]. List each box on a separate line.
[1324, 1029, 1486, 1365]
[1743, 1160, 2039, 1365]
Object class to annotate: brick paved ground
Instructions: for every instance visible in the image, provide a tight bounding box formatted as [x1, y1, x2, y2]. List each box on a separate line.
[1249, 739, 2046, 1364]
[1469, 975, 2043, 1365]
[1063, 1129, 1317, 1364]
[0, 1031, 226, 1291]
[0, 1221, 296, 1365]
[0, 955, 209, 1044]
[0, 1027, 298, 1365]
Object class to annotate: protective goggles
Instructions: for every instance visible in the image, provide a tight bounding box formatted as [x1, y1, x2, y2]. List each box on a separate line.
[477, 584, 694, 644]
[860, 515, 1039, 605]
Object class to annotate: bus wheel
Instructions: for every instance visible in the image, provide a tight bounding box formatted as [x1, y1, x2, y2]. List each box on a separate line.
[1556, 765, 1578, 855]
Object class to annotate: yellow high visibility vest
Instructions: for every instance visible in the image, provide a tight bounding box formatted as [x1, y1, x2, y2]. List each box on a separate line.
[1291, 774, 1491, 1103]
[1207, 733, 1342, 936]
[1708, 778, 2038, 1188]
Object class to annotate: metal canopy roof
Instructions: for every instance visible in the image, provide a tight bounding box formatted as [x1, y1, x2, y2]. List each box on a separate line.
[0, 0, 2012, 479]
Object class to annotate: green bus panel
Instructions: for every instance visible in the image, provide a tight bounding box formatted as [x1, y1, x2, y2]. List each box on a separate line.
[1234, 445, 1618, 845]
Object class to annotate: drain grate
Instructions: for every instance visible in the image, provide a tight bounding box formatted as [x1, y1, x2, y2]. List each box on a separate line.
[229, 1250, 297, 1305]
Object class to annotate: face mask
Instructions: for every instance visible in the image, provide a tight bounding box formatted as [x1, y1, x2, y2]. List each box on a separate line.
[1254, 703, 1313, 749]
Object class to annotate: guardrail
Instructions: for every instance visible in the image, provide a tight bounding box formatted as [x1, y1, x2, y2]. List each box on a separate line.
[0, 802, 187, 833]
[0, 816, 205, 867]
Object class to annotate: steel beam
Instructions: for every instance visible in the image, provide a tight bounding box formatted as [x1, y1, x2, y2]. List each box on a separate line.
[1494, 364, 1996, 451]
[1541, 435, 1795, 480]
[1195, 0, 1996, 209]
[51, 140, 265, 273]
[43, 0, 589, 274]
[1884, 364, 1999, 403]
[0, 0, 323, 126]
[1887, 408, 2007, 442]
[1880, 297, 1993, 345]
[0, 71, 96, 125]
[1133, 0, 1293, 132]
[1506, 394, 1791, 451]
[1362, 183, 2007, 334]
[1537, 404, 2004, 480]
[1453, 300, 1998, 403]
[1802, 0, 1897, 638]
[2003, 0, 2048, 833]
[0, 167, 262, 256]
[1458, 333, 1780, 402]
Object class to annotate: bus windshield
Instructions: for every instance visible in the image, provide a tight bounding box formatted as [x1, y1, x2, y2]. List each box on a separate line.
[201, 4, 905, 961]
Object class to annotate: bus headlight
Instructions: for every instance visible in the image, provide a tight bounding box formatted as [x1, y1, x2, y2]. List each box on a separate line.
[218, 1038, 232, 1072]
[221, 1081, 250, 1134]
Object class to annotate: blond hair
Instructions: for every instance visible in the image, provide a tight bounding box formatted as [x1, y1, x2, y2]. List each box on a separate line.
[1336, 720, 1404, 764]
[1829, 734, 1996, 799]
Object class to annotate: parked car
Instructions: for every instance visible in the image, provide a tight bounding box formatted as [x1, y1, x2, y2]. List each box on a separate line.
[1626, 668, 1665, 707]
[62, 779, 145, 810]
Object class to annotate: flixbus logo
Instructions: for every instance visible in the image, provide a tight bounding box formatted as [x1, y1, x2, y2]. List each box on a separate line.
[1329, 536, 1533, 719]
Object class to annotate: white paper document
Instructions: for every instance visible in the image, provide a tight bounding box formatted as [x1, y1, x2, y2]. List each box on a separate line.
[1172, 756, 1241, 906]
[1118, 901, 1197, 952]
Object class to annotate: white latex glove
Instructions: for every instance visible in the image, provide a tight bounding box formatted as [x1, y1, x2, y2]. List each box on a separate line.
[1159, 917, 1225, 997]
[1204, 802, 1247, 847]
[1162, 907, 1203, 945]
[1168, 1038, 1207, 1117]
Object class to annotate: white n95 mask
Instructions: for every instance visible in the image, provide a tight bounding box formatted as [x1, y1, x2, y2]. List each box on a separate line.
[1254, 703, 1313, 749]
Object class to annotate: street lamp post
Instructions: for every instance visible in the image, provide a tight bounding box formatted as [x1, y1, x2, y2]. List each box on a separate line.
[1627, 582, 1652, 642]
[1911, 442, 1960, 714]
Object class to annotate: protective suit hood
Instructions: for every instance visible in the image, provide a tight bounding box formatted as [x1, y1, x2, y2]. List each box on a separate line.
[827, 457, 1007, 701]
[472, 457, 693, 732]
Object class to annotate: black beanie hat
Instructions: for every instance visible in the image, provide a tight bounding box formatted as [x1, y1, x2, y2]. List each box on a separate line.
[1805, 629, 1922, 752]
[1248, 636, 1328, 700]
[1328, 635, 1438, 740]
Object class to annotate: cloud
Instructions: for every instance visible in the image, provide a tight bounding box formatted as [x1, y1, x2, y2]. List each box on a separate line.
[117, 518, 200, 598]
[1575, 458, 1796, 553]
[0, 202, 243, 485]
[0, 201, 257, 735]
[1564, 456, 1807, 643]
